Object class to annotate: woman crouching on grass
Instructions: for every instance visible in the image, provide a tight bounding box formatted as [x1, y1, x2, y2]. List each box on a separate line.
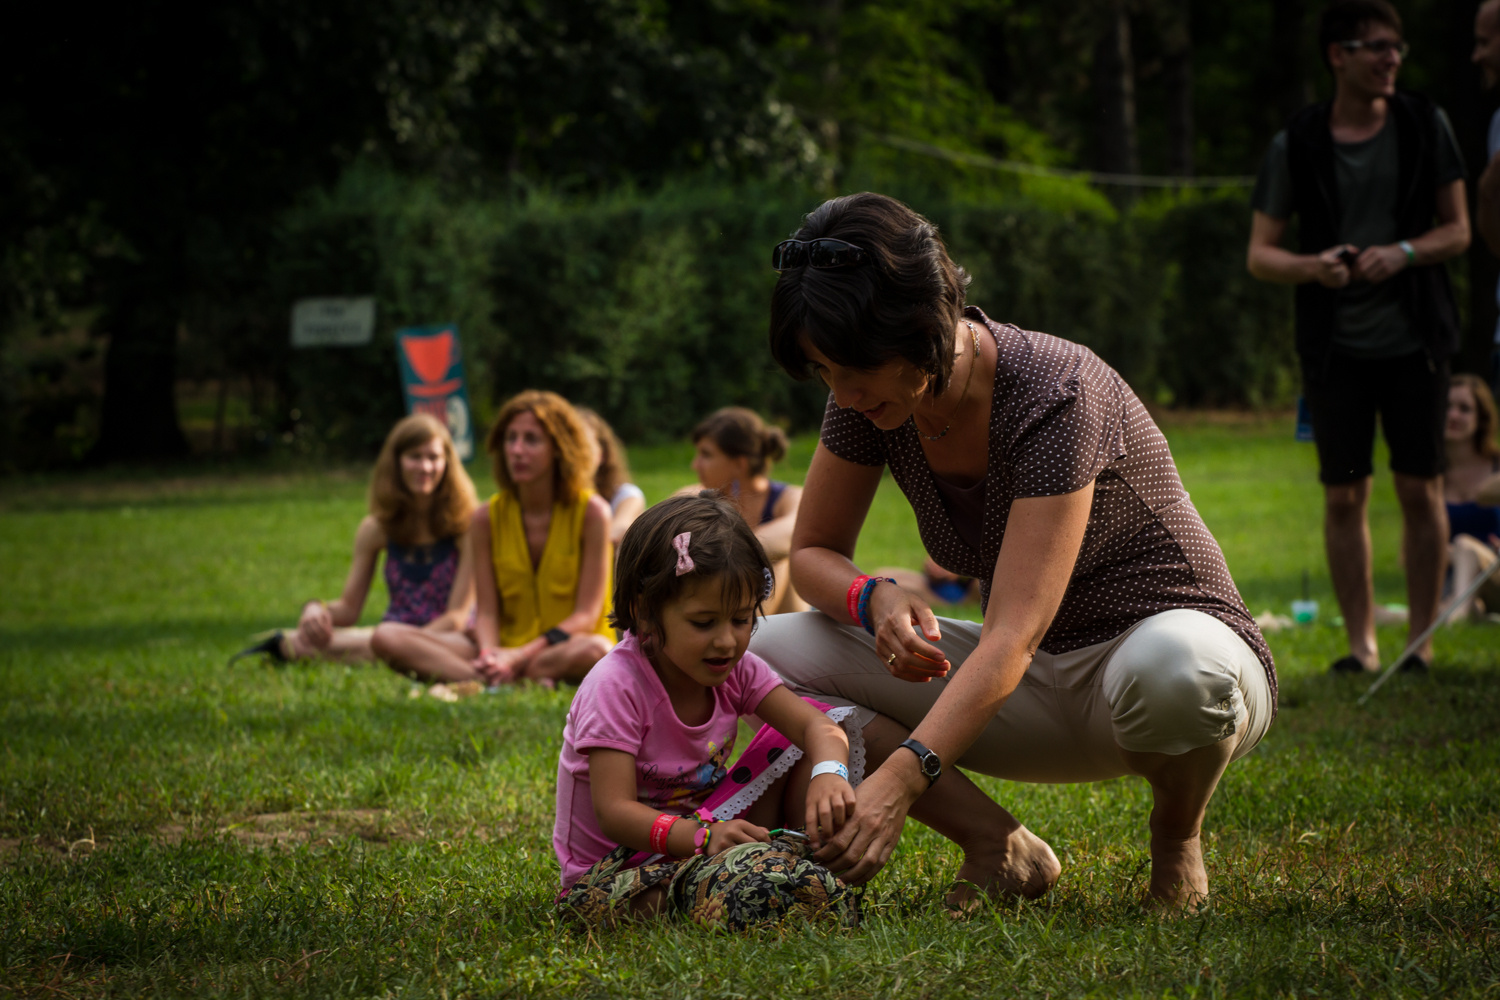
[379, 391, 615, 685]
[232, 414, 478, 665]
[752, 192, 1276, 909]
[555, 493, 861, 930]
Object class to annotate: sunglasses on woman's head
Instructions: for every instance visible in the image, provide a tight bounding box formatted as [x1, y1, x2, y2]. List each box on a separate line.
[771, 238, 869, 271]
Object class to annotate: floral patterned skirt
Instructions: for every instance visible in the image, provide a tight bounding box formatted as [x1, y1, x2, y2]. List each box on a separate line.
[559, 836, 860, 931]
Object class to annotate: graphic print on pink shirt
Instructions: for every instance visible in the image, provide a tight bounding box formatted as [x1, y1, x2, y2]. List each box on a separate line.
[552, 631, 783, 887]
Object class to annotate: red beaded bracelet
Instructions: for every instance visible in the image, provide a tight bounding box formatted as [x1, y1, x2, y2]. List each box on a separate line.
[846, 574, 871, 624]
[648, 813, 678, 855]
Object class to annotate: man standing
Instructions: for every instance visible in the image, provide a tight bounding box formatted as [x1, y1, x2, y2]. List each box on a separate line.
[1247, 0, 1469, 674]
[1474, 0, 1500, 395]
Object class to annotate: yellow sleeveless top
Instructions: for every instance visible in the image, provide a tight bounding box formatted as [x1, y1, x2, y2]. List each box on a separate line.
[488, 489, 614, 646]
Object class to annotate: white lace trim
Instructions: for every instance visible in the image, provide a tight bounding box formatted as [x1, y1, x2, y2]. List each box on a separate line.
[709, 706, 867, 822]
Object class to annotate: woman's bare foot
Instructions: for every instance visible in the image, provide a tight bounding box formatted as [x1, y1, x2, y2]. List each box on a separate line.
[945, 823, 1060, 914]
[1144, 835, 1208, 910]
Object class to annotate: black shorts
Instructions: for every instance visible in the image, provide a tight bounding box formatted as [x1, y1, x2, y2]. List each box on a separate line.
[1303, 349, 1448, 485]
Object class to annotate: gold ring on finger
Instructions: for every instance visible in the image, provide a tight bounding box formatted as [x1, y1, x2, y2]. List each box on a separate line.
[886, 652, 897, 666]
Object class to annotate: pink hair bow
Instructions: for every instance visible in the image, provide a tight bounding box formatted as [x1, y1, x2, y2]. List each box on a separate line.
[672, 532, 694, 576]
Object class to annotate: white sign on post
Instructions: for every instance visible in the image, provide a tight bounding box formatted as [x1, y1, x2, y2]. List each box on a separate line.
[290, 297, 377, 347]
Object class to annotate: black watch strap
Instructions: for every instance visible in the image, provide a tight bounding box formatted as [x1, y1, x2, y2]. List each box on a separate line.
[897, 737, 942, 786]
[544, 627, 570, 646]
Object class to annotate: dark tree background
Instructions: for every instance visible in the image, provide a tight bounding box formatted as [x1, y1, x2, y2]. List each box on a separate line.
[2, 0, 1495, 464]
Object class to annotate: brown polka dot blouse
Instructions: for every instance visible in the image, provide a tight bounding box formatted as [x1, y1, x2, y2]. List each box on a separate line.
[821, 307, 1278, 711]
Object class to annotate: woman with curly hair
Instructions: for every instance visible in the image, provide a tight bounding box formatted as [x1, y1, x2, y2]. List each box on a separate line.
[396, 390, 615, 686]
[233, 413, 479, 666]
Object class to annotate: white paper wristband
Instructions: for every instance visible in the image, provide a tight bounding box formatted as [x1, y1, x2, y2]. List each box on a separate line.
[809, 760, 849, 782]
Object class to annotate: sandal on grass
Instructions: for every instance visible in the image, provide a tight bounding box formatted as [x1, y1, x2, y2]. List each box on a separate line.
[1397, 653, 1430, 674]
[229, 630, 290, 665]
[1329, 655, 1369, 674]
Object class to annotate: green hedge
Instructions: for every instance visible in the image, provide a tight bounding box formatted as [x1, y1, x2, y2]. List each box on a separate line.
[263, 170, 1302, 455]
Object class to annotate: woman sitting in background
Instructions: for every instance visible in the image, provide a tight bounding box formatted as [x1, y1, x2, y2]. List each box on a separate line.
[681, 406, 806, 614]
[875, 555, 981, 609]
[579, 407, 646, 545]
[1445, 373, 1500, 619]
[233, 413, 478, 665]
[388, 391, 615, 685]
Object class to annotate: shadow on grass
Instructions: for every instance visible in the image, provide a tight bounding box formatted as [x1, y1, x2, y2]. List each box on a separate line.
[0, 618, 338, 653]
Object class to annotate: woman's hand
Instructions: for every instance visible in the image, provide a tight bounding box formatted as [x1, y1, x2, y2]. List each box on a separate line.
[473, 646, 525, 684]
[812, 764, 921, 884]
[296, 600, 333, 650]
[804, 774, 857, 850]
[868, 581, 950, 683]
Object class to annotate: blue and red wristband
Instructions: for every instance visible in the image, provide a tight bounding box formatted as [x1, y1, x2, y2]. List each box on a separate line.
[856, 576, 896, 635]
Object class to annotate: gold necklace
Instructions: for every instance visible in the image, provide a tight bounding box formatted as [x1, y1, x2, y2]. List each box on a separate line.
[916, 320, 982, 442]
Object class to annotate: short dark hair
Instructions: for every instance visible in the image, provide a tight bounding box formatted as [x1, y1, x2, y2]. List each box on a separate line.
[768, 192, 970, 395]
[692, 407, 788, 477]
[1319, 0, 1403, 70]
[608, 492, 772, 648]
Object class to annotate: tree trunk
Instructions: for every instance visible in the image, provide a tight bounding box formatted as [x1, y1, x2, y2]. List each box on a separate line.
[813, 0, 842, 193]
[89, 275, 189, 463]
[1270, 0, 1310, 125]
[1161, 0, 1193, 177]
[1093, 0, 1139, 177]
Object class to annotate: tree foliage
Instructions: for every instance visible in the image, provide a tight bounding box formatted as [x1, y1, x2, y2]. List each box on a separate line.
[1, 0, 1491, 466]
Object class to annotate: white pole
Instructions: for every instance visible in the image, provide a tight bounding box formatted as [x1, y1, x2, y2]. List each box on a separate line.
[1359, 556, 1500, 706]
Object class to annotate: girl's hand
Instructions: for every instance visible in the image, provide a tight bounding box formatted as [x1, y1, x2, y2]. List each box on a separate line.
[868, 581, 950, 683]
[296, 600, 333, 649]
[812, 764, 920, 885]
[805, 773, 857, 849]
[707, 818, 771, 852]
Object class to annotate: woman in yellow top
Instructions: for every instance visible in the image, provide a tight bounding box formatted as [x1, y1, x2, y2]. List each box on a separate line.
[472, 390, 614, 686]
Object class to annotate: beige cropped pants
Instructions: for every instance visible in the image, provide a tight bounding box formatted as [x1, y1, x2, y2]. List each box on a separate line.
[749, 608, 1273, 783]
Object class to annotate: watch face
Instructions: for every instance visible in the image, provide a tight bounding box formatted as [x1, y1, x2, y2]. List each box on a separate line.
[920, 753, 941, 777]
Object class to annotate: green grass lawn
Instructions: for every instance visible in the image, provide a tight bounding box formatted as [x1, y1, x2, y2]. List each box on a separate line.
[1, 415, 1497, 998]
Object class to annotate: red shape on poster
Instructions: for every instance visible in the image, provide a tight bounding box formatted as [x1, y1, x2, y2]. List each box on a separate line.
[403, 330, 454, 384]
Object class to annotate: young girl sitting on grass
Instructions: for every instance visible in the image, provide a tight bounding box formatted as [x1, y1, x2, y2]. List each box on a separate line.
[555, 492, 864, 930]
[231, 413, 478, 666]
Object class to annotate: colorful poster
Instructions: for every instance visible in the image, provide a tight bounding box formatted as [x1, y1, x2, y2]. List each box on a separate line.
[396, 325, 474, 460]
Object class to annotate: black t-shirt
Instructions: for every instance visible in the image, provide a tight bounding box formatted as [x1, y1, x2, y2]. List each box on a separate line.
[1252, 106, 1465, 359]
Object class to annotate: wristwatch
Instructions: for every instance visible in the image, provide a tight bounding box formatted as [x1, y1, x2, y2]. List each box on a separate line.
[897, 737, 942, 786]
[543, 627, 569, 646]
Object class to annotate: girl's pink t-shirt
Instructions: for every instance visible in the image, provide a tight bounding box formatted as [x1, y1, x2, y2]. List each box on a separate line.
[552, 631, 783, 887]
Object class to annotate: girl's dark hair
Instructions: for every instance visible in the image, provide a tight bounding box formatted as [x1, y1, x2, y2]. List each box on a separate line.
[768, 192, 970, 395]
[691, 407, 788, 477]
[1319, 0, 1402, 69]
[609, 492, 772, 648]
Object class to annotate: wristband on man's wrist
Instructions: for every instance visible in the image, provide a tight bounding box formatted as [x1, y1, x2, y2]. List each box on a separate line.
[1399, 239, 1417, 265]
